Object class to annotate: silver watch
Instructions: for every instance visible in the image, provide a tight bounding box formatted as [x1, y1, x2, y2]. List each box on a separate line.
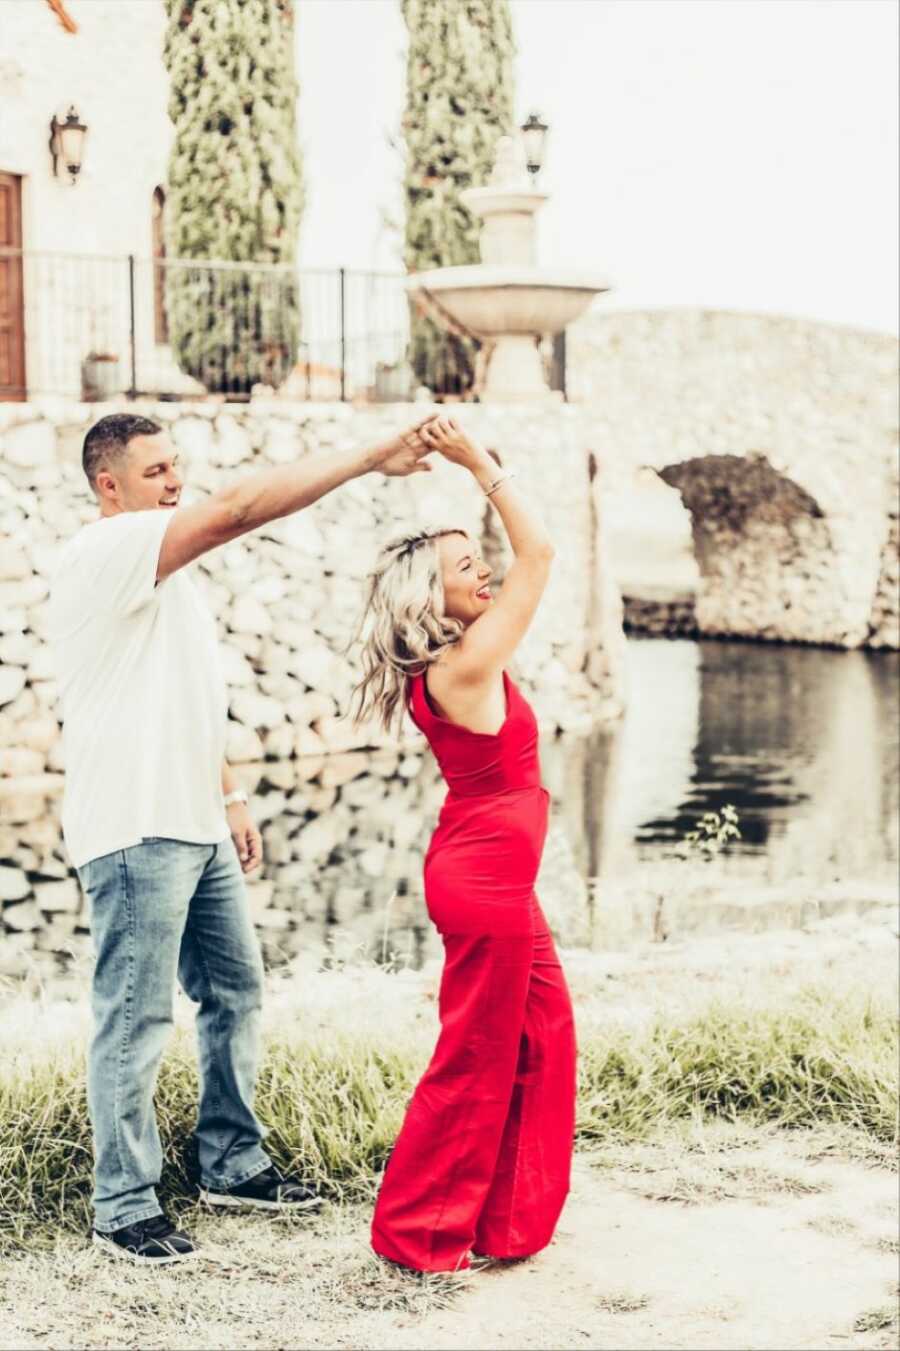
[223, 789, 249, 808]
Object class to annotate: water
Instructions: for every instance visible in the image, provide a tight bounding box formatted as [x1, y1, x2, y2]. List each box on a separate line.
[555, 637, 899, 888]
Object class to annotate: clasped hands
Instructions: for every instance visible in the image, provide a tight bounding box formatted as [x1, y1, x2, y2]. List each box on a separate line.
[377, 414, 479, 477]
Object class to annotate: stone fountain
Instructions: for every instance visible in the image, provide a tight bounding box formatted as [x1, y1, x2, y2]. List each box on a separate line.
[406, 136, 610, 401]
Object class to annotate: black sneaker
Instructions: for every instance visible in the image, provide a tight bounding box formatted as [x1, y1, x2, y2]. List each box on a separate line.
[200, 1166, 322, 1212]
[92, 1213, 197, 1265]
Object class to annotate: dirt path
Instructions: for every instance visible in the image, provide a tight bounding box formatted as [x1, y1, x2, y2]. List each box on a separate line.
[1, 1128, 896, 1351]
[401, 1137, 899, 1351]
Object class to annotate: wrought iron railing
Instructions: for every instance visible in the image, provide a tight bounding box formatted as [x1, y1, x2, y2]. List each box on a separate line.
[0, 248, 566, 404]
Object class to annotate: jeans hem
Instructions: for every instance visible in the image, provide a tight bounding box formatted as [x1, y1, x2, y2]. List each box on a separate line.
[201, 1155, 271, 1192]
[93, 1201, 163, 1234]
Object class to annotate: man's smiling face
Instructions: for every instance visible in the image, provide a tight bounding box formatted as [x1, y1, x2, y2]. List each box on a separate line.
[95, 433, 185, 515]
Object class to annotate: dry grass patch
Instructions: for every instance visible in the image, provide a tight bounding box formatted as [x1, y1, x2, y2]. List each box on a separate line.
[853, 1304, 900, 1334]
[587, 1121, 834, 1206]
[593, 1291, 651, 1314]
[806, 1212, 861, 1237]
[0, 1200, 465, 1351]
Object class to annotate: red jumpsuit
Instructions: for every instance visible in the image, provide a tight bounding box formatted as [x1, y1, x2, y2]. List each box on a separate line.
[371, 668, 577, 1272]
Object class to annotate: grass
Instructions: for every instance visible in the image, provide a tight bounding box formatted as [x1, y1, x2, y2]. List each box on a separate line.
[0, 964, 896, 1254]
[576, 984, 898, 1146]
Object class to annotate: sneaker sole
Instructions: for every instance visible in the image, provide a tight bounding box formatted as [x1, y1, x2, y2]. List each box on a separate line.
[92, 1232, 198, 1265]
[199, 1189, 322, 1212]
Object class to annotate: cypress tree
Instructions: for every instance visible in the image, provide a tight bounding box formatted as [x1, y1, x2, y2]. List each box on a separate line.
[402, 0, 515, 396]
[162, 0, 303, 395]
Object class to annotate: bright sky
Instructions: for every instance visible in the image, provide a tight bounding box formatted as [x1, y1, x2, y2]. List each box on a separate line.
[296, 0, 899, 335]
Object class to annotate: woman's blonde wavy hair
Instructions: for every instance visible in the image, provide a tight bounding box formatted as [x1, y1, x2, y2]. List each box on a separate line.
[349, 527, 470, 734]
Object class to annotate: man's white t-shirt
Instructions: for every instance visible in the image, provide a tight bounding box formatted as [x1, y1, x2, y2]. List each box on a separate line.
[48, 510, 230, 869]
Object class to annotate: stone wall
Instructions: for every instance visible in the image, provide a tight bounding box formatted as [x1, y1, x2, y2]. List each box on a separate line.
[0, 399, 621, 972]
[622, 591, 698, 638]
[868, 462, 900, 649]
[569, 308, 899, 648]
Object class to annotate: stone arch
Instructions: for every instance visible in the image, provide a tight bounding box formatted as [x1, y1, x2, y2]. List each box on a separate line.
[568, 307, 897, 649]
[657, 452, 844, 644]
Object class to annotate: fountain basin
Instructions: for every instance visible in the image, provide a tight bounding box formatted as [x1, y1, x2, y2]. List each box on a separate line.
[406, 265, 609, 337]
[406, 265, 610, 401]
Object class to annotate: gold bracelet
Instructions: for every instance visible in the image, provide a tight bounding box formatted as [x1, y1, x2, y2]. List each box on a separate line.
[484, 470, 516, 498]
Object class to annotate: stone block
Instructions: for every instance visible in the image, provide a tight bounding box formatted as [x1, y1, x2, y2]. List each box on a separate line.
[0, 632, 34, 664]
[282, 788, 310, 815]
[260, 762, 296, 791]
[2, 899, 40, 930]
[293, 814, 341, 863]
[172, 416, 214, 461]
[219, 645, 256, 687]
[0, 666, 26, 707]
[313, 716, 363, 754]
[319, 752, 369, 788]
[0, 866, 30, 901]
[259, 672, 306, 704]
[0, 772, 64, 800]
[0, 794, 50, 824]
[230, 595, 272, 638]
[294, 726, 327, 759]
[213, 415, 251, 467]
[272, 861, 311, 888]
[305, 783, 338, 814]
[253, 907, 293, 930]
[246, 880, 275, 919]
[1, 747, 45, 776]
[262, 422, 300, 464]
[33, 879, 80, 913]
[34, 914, 78, 951]
[230, 689, 284, 731]
[0, 575, 48, 607]
[4, 421, 56, 468]
[249, 791, 286, 827]
[291, 643, 337, 691]
[225, 721, 265, 764]
[0, 543, 31, 581]
[359, 844, 388, 878]
[16, 716, 59, 753]
[31, 853, 69, 880]
[260, 823, 292, 865]
[286, 691, 337, 726]
[293, 755, 326, 783]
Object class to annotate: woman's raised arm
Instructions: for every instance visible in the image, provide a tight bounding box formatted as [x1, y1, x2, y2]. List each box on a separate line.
[419, 417, 554, 684]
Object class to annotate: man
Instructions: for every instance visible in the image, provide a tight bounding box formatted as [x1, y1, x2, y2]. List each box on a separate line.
[48, 412, 432, 1265]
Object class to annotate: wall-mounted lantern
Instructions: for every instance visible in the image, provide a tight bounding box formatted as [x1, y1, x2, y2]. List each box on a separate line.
[49, 105, 88, 183]
[520, 111, 549, 178]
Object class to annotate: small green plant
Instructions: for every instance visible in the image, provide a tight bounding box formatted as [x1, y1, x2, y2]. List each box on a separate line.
[652, 805, 741, 940]
[675, 805, 742, 862]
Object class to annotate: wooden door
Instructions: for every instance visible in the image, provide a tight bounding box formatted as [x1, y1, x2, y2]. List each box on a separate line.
[0, 173, 25, 400]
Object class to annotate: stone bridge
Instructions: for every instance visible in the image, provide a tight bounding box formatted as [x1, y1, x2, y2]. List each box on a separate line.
[570, 308, 899, 648]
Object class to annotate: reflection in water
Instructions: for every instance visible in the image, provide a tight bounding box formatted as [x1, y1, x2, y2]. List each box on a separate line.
[573, 638, 899, 888]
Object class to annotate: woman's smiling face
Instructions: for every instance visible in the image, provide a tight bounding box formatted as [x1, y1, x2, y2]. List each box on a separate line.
[437, 532, 493, 626]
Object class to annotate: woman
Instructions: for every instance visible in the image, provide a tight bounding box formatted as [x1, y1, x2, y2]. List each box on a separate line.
[352, 415, 577, 1274]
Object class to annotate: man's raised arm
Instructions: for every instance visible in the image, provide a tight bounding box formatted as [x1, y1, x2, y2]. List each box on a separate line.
[156, 424, 432, 583]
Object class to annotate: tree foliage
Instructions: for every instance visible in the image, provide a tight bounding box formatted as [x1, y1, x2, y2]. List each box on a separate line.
[162, 0, 303, 394]
[402, 0, 515, 395]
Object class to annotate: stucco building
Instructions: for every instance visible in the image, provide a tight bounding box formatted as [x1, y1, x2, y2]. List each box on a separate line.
[0, 0, 184, 401]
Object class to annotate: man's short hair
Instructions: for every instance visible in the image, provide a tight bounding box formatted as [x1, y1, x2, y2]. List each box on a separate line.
[82, 413, 164, 490]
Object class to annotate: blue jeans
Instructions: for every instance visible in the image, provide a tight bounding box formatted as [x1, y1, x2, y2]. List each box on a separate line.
[76, 838, 271, 1232]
